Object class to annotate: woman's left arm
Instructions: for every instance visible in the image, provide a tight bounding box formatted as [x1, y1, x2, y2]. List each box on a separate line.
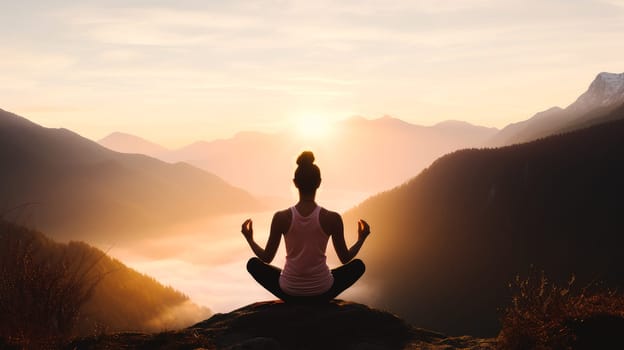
[241, 212, 284, 263]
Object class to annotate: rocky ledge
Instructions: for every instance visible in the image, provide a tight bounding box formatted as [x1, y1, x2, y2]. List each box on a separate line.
[67, 300, 495, 349]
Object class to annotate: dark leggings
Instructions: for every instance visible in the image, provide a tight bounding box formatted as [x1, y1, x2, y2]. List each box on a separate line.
[246, 257, 365, 303]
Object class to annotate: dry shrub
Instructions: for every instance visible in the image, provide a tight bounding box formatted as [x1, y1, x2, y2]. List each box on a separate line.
[497, 268, 624, 350]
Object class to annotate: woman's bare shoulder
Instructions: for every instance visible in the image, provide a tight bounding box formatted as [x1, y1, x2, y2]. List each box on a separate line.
[320, 207, 340, 219]
[272, 208, 292, 231]
[274, 208, 291, 216]
[319, 207, 343, 233]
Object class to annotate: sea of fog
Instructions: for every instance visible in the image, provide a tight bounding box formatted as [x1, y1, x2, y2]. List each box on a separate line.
[102, 190, 374, 315]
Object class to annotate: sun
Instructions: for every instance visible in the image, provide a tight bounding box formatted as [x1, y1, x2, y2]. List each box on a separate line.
[295, 115, 332, 139]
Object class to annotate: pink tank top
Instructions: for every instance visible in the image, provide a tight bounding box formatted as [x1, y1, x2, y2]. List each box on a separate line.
[279, 205, 334, 296]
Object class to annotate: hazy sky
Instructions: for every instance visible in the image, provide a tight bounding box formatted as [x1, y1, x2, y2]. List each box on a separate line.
[2, 0, 624, 147]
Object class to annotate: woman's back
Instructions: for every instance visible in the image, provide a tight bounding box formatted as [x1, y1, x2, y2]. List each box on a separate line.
[279, 205, 334, 296]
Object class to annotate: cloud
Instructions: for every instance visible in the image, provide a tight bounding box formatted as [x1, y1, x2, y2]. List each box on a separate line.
[97, 49, 145, 62]
[60, 7, 261, 47]
[10, 105, 84, 114]
[279, 0, 495, 16]
[0, 48, 75, 77]
[56, 2, 501, 52]
[6, 0, 624, 142]
[0, 48, 76, 93]
[144, 300, 212, 331]
[600, 0, 624, 7]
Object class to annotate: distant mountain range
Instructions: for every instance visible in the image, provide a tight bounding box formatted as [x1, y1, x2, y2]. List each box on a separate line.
[99, 116, 498, 207]
[0, 109, 261, 241]
[343, 104, 624, 337]
[99, 131, 169, 157]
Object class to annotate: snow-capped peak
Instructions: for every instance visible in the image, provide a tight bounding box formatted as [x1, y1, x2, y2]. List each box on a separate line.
[596, 72, 624, 95]
[567, 71, 624, 112]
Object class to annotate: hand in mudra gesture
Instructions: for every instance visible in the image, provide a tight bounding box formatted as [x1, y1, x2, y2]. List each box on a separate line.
[241, 219, 253, 241]
[357, 219, 371, 241]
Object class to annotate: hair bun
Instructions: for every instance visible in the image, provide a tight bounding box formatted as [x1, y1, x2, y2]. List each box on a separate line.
[296, 151, 315, 166]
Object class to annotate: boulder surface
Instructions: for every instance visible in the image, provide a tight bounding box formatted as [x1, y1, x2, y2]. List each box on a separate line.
[67, 300, 495, 349]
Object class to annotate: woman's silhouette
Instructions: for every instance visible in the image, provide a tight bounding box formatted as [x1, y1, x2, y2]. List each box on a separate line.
[242, 151, 370, 302]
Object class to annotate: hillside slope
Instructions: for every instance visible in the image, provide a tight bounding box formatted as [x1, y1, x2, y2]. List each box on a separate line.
[0, 221, 211, 343]
[344, 106, 624, 336]
[0, 108, 261, 241]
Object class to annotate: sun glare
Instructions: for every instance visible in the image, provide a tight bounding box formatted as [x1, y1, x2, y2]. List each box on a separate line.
[295, 115, 331, 139]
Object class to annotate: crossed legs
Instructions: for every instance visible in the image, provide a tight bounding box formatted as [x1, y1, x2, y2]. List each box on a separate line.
[246, 257, 366, 303]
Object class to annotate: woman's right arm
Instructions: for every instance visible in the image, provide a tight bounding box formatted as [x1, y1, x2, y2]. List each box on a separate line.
[241, 211, 287, 263]
[330, 213, 371, 264]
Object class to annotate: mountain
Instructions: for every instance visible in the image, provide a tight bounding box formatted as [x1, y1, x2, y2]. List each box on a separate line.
[65, 300, 495, 350]
[162, 130, 293, 201]
[342, 106, 624, 337]
[98, 132, 169, 157]
[0, 221, 211, 344]
[571, 71, 624, 112]
[0, 108, 261, 241]
[489, 72, 624, 146]
[159, 116, 498, 208]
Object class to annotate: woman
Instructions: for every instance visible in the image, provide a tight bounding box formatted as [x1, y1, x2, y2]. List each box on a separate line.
[241, 151, 371, 303]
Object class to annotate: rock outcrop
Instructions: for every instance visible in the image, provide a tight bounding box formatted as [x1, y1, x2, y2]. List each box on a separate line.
[67, 300, 495, 349]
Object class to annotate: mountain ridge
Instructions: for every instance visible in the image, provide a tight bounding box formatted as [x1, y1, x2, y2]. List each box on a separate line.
[92, 71, 624, 171]
[99, 131, 169, 157]
[489, 71, 624, 146]
[106, 115, 498, 206]
[0, 108, 261, 241]
[100, 116, 496, 156]
[570, 71, 624, 112]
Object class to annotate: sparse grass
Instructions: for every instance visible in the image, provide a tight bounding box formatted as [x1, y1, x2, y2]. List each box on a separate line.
[497, 268, 624, 350]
